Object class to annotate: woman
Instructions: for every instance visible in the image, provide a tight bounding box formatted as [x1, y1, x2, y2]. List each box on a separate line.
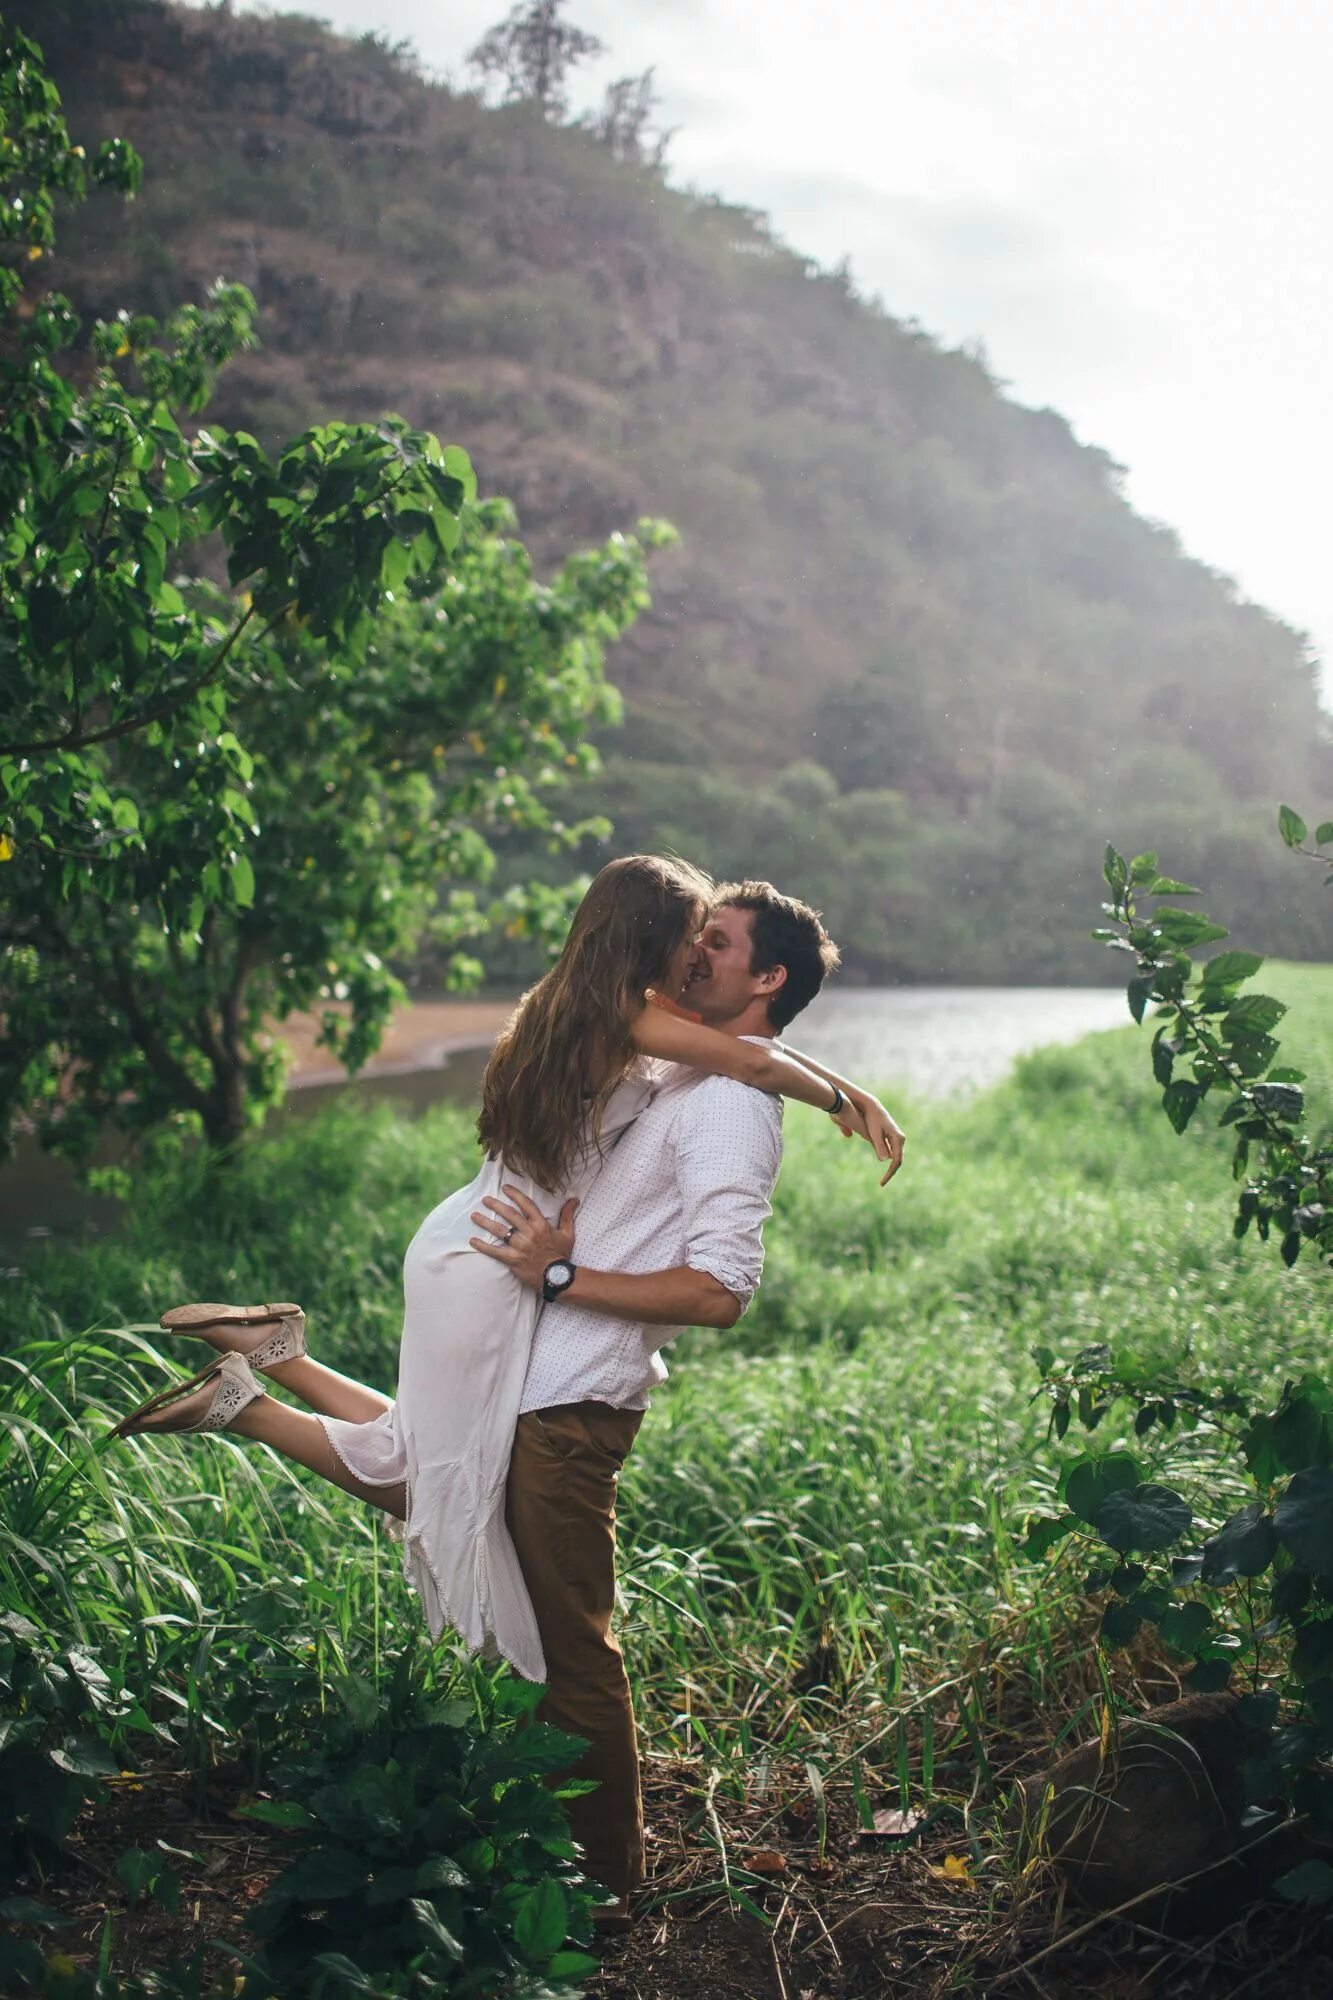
[111, 856, 901, 1680]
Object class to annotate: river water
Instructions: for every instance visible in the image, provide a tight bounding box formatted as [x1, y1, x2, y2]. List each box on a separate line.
[0, 986, 1129, 1246]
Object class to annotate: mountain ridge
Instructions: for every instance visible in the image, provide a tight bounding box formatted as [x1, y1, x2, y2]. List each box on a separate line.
[19, 0, 1332, 977]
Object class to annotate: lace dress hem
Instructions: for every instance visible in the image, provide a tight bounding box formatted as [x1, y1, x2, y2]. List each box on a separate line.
[317, 1415, 547, 1683]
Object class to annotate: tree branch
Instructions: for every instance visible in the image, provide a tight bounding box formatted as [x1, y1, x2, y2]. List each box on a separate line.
[0, 599, 267, 757]
[109, 946, 211, 1119]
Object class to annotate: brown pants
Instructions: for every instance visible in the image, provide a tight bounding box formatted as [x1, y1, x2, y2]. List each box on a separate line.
[504, 1399, 645, 1899]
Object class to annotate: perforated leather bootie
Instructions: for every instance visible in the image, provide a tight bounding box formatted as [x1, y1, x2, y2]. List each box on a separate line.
[110, 1350, 266, 1439]
[158, 1301, 307, 1372]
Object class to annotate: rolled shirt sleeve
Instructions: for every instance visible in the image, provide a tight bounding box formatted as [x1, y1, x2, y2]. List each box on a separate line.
[675, 1076, 784, 1312]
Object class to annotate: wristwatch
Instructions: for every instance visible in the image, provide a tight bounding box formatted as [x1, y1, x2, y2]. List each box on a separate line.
[542, 1258, 577, 1304]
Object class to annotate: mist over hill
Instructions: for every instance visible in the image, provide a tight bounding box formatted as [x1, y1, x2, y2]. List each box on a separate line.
[24, 0, 1332, 979]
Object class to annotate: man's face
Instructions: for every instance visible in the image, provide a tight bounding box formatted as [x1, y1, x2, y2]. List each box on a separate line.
[686, 904, 766, 1024]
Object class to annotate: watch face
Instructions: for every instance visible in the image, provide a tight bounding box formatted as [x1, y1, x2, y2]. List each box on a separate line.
[547, 1261, 574, 1288]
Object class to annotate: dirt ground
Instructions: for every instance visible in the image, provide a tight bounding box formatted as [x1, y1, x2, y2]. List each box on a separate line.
[274, 997, 513, 1084]
[25, 1738, 1333, 2000]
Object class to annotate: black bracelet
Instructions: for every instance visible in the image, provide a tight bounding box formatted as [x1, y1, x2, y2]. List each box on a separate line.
[827, 1083, 845, 1116]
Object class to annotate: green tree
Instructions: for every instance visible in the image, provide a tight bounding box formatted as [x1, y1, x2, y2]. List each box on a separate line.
[466, 1, 603, 120]
[0, 20, 674, 1159]
[1, 499, 673, 1158]
[0, 19, 476, 899]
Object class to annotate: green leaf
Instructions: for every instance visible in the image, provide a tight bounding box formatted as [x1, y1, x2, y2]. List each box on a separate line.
[1278, 804, 1309, 847]
[1094, 1482, 1192, 1554]
[1275, 1470, 1333, 1575]
[273, 1846, 367, 1902]
[1275, 1859, 1333, 1905]
[1222, 994, 1286, 1037]
[1161, 1080, 1202, 1133]
[413, 1853, 468, 1894]
[1065, 1453, 1140, 1526]
[492, 1677, 546, 1719]
[49, 1734, 118, 1777]
[305, 1955, 382, 1996]
[236, 1798, 317, 1830]
[548, 1950, 601, 1979]
[1146, 876, 1200, 895]
[1251, 1082, 1305, 1123]
[1200, 1502, 1278, 1582]
[1102, 845, 1128, 890]
[1023, 1514, 1077, 1560]
[407, 1896, 465, 1962]
[115, 1848, 158, 1901]
[1294, 1622, 1333, 1678]
[441, 444, 477, 499]
[0, 1896, 69, 1928]
[1201, 950, 1265, 989]
[1150, 1036, 1176, 1086]
[1159, 1602, 1213, 1654]
[1152, 908, 1229, 947]
[1245, 1376, 1333, 1482]
[1316, 823, 1333, 847]
[382, 536, 411, 592]
[1100, 1599, 1144, 1645]
[1237, 1692, 1280, 1729]
[230, 850, 255, 909]
[1127, 976, 1155, 1025]
[513, 1875, 569, 1958]
[366, 1866, 419, 1907]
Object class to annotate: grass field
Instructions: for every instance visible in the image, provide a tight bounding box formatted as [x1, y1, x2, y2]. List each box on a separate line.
[3, 962, 1330, 1993]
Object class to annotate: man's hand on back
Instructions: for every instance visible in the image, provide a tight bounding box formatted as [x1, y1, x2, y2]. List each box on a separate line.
[471, 1187, 577, 1291]
[470, 1185, 740, 1329]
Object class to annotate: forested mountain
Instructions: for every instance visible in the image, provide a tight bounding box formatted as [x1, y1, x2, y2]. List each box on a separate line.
[21, 0, 1333, 979]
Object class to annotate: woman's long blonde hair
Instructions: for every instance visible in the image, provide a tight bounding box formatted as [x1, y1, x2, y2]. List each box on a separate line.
[478, 854, 713, 1191]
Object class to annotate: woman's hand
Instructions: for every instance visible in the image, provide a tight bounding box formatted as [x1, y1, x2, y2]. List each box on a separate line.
[837, 1092, 906, 1187]
[470, 1187, 577, 1291]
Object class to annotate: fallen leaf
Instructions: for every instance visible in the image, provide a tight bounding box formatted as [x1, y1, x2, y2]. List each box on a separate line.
[929, 1853, 973, 1884]
[860, 1806, 923, 1840]
[744, 1848, 789, 1876]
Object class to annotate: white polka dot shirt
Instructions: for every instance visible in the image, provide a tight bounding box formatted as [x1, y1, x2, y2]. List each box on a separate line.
[518, 1044, 785, 1414]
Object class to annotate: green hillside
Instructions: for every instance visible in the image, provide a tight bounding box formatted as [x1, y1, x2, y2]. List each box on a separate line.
[22, 0, 1333, 978]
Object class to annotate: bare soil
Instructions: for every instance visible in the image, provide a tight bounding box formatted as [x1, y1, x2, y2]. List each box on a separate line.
[24, 1737, 1333, 2000]
[274, 998, 513, 1085]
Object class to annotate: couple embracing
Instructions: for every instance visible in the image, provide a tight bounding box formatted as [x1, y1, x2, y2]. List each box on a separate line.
[111, 856, 905, 1927]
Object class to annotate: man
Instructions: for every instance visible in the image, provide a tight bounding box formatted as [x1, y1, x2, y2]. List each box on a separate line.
[471, 881, 902, 1929]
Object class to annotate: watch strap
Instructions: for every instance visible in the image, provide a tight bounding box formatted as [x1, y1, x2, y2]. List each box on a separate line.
[541, 1259, 576, 1303]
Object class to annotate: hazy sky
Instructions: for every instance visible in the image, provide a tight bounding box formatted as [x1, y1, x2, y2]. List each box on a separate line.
[239, 0, 1333, 704]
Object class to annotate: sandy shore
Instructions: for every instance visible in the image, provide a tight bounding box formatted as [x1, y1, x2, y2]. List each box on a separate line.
[277, 998, 515, 1086]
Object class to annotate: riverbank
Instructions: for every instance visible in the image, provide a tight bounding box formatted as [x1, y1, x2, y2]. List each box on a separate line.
[278, 995, 515, 1085]
[276, 982, 1135, 1094]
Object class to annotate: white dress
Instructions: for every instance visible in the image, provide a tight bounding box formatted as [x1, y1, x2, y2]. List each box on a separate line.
[318, 1068, 655, 1683]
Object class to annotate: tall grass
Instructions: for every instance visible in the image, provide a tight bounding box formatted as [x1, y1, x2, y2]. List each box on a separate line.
[3, 964, 1329, 1797]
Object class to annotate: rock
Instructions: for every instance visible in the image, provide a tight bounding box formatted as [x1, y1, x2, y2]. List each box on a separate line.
[1013, 1691, 1303, 1930]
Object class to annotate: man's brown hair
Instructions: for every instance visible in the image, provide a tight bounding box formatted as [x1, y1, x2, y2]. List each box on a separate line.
[714, 880, 840, 1032]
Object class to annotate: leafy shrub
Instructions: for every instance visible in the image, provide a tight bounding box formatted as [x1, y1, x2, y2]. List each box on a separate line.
[1025, 1343, 1333, 1904]
[0, 1940, 226, 1998]
[1095, 819, 1332, 1270]
[0, 1612, 125, 1888]
[244, 1660, 603, 1996]
[1025, 815, 1333, 1896]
